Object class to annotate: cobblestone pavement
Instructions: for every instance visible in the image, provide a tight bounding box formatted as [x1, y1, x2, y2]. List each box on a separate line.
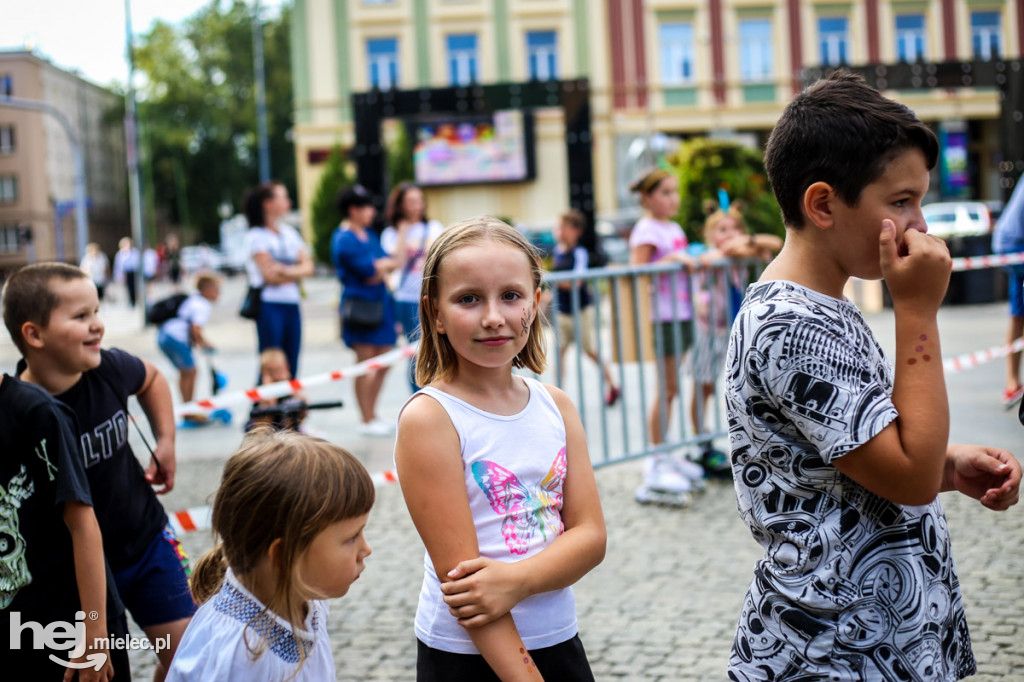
[4, 276, 1020, 681]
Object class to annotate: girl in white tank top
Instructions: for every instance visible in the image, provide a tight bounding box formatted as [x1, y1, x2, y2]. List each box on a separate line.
[395, 216, 606, 681]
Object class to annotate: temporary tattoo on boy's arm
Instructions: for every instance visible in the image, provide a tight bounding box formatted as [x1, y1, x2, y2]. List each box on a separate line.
[907, 333, 932, 365]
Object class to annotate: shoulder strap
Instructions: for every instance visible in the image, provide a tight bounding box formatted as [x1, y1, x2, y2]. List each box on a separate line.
[93, 360, 162, 474]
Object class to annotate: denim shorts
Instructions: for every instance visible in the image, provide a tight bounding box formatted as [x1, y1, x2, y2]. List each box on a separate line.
[112, 524, 196, 627]
[157, 329, 195, 370]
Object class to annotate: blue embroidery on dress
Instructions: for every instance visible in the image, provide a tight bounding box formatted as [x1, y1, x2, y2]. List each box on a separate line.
[214, 579, 317, 663]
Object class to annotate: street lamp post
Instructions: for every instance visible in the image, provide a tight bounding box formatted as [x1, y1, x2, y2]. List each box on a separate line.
[124, 0, 147, 324]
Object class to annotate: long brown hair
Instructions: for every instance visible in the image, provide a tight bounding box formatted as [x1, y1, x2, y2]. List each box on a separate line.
[416, 216, 547, 386]
[190, 428, 374, 669]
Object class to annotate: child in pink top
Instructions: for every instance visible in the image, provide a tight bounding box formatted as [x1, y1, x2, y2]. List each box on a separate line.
[627, 169, 703, 505]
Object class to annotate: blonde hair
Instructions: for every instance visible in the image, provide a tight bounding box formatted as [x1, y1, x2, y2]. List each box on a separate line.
[416, 216, 547, 386]
[259, 347, 289, 376]
[195, 273, 220, 293]
[702, 201, 749, 243]
[190, 428, 374, 670]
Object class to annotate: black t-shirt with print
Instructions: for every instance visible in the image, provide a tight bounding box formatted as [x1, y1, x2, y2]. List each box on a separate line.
[19, 349, 169, 570]
[0, 374, 91, 622]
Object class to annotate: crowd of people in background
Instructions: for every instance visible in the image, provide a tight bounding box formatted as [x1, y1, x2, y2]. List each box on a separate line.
[7, 70, 1022, 680]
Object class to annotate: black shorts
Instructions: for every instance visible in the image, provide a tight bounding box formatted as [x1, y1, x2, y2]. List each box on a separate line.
[417, 634, 594, 682]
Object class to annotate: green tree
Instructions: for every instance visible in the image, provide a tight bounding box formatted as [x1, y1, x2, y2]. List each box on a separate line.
[310, 145, 351, 265]
[666, 138, 784, 243]
[386, 121, 415, 191]
[133, 0, 295, 243]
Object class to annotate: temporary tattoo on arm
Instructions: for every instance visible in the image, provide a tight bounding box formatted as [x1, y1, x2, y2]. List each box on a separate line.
[520, 647, 538, 673]
[907, 334, 932, 365]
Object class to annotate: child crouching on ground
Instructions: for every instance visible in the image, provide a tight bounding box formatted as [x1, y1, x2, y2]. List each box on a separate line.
[167, 428, 374, 680]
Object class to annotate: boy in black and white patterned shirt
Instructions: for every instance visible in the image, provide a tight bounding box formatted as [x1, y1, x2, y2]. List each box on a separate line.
[724, 71, 1021, 681]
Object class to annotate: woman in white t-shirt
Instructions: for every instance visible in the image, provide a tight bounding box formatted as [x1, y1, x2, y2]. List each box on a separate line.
[242, 182, 314, 380]
[80, 242, 110, 300]
[381, 182, 444, 391]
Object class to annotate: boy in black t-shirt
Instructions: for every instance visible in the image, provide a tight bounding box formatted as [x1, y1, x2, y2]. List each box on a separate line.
[3, 263, 193, 681]
[0, 373, 120, 680]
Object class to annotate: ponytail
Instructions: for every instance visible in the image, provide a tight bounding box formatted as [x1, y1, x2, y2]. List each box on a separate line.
[190, 543, 229, 605]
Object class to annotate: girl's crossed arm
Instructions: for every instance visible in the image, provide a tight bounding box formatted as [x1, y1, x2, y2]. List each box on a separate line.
[441, 386, 607, 626]
[396, 395, 544, 681]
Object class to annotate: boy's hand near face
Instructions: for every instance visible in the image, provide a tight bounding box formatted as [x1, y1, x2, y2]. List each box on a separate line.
[878, 219, 951, 313]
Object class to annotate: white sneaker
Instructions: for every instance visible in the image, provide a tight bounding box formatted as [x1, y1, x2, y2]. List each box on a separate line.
[642, 455, 693, 495]
[672, 455, 706, 481]
[359, 418, 394, 437]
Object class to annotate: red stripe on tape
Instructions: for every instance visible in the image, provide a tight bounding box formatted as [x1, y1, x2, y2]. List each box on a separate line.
[290, 379, 303, 391]
[175, 510, 197, 533]
[245, 389, 263, 402]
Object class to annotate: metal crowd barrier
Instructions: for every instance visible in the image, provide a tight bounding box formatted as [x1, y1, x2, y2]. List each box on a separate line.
[540, 259, 765, 469]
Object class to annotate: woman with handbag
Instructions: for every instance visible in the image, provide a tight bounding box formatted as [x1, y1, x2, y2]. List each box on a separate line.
[381, 182, 445, 391]
[242, 181, 313, 381]
[331, 184, 399, 437]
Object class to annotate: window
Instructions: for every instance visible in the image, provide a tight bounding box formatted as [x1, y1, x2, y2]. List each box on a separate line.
[739, 19, 773, 82]
[0, 225, 19, 254]
[818, 17, 849, 66]
[447, 34, 478, 85]
[367, 38, 399, 90]
[0, 74, 11, 96]
[972, 11, 1002, 60]
[0, 175, 17, 204]
[659, 23, 695, 85]
[526, 31, 558, 81]
[0, 124, 13, 155]
[895, 14, 926, 62]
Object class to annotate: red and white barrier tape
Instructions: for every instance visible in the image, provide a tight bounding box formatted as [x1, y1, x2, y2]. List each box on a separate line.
[950, 250, 1024, 272]
[942, 336, 1024, 374]
[175, 343, 418, 416]
[169, 468, 400, 535]
[171, 252, 1022, 417]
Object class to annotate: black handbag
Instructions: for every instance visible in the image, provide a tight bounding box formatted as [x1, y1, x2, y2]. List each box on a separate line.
[341, 297, 384, 330]
[239, 286, 263, 320]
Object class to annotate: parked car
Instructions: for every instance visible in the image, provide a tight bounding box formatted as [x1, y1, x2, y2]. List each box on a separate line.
[180, 244, 224, 273]
[921, 201, 992, 239]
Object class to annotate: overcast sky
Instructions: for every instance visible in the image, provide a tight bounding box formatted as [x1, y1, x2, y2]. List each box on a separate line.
[1, 0, 286, 87]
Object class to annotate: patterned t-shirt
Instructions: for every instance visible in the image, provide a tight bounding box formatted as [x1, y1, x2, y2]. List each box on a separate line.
[724, 280, 975, 682]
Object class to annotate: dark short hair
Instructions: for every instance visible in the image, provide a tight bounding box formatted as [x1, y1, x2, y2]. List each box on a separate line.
[385, 181, 428, 226]
[765, 71, 939, 228]
[336, 184, 374, 217]
[2, 263, 88, 355]
[242, 181, 283, 228]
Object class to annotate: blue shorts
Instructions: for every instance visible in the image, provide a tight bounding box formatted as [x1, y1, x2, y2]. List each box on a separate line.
[1008, 266, 1024, 317]
[157, 329, 195, 370]
[112, 524, 196, 628]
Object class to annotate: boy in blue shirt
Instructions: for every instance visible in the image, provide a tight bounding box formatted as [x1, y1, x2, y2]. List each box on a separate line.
[725, 71, 1021, 680]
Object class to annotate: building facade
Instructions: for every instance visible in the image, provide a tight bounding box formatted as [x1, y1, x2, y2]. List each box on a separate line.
[290, 0, 1023, 231]
[0, 50, 128, 274]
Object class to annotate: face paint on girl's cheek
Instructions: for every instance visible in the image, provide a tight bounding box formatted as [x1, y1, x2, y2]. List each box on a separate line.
[520, 308, 531, 337]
